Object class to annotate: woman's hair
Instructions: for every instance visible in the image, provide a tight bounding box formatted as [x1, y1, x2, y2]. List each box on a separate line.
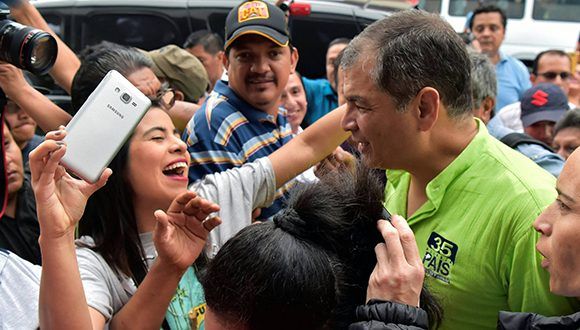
[555, 108, 580, 135]
[71, 42, 153, 113]
[72, 43, 159, 282]
[77, 137, 148, 280]
[201, 164, 442, 329]
[76, 104, 162, 282]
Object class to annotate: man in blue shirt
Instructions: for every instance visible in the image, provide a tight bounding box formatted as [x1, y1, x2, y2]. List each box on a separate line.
[492, 50, 575, 132]
[471, 5, 531, 111]
[469, 51, 564, 177]
[182, 0, 298, 219]
[302, 38, 350, 126]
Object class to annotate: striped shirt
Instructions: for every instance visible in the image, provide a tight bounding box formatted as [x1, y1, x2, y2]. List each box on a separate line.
[182, 80, 295, 219]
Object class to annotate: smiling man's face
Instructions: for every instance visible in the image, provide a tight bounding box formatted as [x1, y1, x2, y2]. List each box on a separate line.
[225, 35, 297, 116]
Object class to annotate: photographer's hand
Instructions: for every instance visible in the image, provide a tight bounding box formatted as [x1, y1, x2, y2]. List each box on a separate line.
[0, 63, 72, 131]
[0, 63, 30, 99]
[0, 0, 25, 8]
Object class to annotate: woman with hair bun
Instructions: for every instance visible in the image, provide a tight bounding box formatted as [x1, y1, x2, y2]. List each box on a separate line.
[200, 164, 442, 330]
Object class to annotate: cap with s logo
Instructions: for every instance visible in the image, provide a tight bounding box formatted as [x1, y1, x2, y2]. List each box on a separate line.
[520, 83, 570, 127]
[224, 1, 289, 50]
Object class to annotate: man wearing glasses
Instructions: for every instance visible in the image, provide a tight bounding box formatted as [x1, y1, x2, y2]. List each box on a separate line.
[492, 49, 574, 132]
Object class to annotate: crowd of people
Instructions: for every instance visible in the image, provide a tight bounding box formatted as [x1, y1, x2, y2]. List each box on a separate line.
[0, 0, 579, 329]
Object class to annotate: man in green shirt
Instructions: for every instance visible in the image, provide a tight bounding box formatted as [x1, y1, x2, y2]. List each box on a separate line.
[340, 10, 579, 330]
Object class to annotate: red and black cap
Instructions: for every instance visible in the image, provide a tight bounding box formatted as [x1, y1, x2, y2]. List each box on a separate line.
[520, 83, 570, 127]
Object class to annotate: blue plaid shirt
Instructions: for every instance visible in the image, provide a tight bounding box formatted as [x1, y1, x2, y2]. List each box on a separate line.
[182, 80, 295, 219]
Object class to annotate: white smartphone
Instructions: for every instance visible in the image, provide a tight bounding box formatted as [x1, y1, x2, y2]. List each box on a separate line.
[61, 70, 151, 183]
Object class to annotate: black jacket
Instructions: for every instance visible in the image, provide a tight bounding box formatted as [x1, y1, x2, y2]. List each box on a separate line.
[0, 178, 41, 265]
[349, 299, 429, 330]
[498, 310, 580, 329]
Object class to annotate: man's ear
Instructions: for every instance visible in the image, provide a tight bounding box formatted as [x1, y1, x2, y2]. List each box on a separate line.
[481, 96, 495, 123]
[174, 90, 185, 102]
[217, 50, 225, 63]
[414, 87, 439, 131]
[530, 74, 537, 84]
[290, 46, 299, 73]
[222, 51, 230, 70]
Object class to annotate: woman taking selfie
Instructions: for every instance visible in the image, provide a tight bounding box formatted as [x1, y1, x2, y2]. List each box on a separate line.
[32, 99, 348, 329]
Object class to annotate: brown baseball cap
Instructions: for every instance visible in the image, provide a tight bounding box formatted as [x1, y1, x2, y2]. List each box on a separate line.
[144, 45, 209, 102]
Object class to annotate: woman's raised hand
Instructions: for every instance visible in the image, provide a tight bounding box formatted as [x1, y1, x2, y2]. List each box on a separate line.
[153, 191, 221, 271]
[30, 127, 111, 240]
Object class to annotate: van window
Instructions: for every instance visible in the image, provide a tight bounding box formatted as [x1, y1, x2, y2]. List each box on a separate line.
[533, 0, 580, 22]
[448, 0, 526, 18]
[418, 0, 443, 13]
[207, 13, 228, 40]
[43, 14, 63, 39]
[82, 14, 180, 50]
[290, 15, 364, 78]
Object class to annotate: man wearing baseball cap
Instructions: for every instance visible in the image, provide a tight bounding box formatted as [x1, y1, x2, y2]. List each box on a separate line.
[147, 44, 209, 104]
[521, 83, 570, 145]
[139, 44, 210, 131]
[182, 0, 298, 220]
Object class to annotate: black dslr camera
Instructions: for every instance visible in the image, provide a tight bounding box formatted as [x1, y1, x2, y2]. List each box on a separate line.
[0, 7, 58, 75]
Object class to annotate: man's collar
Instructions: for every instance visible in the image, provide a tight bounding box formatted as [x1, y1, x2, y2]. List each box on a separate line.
[213, 80, 281, 124]
[387, 118, 488, 194]
[387, 118, 489, 218]
[498, 51, 508, 63]
[322, 81, 336, 97]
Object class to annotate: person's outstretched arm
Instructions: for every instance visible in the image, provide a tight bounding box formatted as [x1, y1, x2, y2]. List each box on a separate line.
[0, 63, 72, 131]
[269, 105, 350, 187]
[9, 0, 80, 93]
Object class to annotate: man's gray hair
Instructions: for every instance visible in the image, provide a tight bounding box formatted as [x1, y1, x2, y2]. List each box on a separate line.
[340, 10, 473, 117]
[469, 50, 497, 110]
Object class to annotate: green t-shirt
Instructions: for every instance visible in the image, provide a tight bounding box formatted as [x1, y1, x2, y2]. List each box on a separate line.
[385, 120, 580, 330]
[165, 266, 206, 330]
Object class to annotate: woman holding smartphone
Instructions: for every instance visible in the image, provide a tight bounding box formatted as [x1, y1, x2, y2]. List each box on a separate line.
[31, 102, 349, 329]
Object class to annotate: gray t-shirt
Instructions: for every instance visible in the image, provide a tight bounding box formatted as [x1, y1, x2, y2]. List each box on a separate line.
[0, 249, 41, 330]
[76, 158, 275, 320]
[75, 232, 156, 322]
[191, 157, 276, 257]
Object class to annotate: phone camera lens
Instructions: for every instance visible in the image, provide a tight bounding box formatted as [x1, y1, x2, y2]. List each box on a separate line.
[120, 92, 132, 104]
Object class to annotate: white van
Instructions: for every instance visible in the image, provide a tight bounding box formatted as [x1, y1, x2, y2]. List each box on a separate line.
[417, 0, 580, 65]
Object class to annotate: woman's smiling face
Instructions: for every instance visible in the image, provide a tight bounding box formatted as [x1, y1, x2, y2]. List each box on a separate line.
[126, 107, 190, 210]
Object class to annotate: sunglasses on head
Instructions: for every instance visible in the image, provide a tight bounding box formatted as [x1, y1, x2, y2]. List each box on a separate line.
[150, 82, 176, 111]
[537, 71, 571, 80]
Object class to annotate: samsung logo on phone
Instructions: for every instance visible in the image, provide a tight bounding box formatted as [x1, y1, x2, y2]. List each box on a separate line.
[107, 104, 124, 119]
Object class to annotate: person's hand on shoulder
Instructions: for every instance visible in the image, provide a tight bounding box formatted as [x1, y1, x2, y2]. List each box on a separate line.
[367, 215, 425, 307]
[315, 146, 355, 177]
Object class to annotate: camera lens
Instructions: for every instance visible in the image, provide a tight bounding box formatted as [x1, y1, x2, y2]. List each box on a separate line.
[121, 92, 132, 104]
[0, 20, 58, 75]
